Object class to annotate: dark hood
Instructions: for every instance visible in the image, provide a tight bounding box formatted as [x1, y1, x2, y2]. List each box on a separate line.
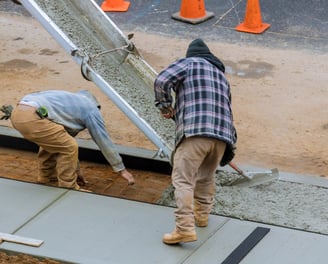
[186, 38, 225, 73]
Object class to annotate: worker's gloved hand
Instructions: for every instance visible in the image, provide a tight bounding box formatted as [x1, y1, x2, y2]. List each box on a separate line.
[0, 104, 14, 120]
[160, 106, 174, 119]
[155, 101, 175, 119]
[220, 125, 237, 166]
[220, 144, 236, 167]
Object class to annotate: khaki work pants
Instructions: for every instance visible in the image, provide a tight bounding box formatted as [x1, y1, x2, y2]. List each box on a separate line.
[11, 104, 80, 189]
[172, 136, 226, 233]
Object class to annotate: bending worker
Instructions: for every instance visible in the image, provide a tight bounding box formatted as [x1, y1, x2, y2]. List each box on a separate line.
[154, 39, 237, 244]
[10, 89, 134, 190]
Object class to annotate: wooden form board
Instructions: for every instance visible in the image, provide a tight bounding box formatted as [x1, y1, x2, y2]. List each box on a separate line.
[0, 232, 44, 247]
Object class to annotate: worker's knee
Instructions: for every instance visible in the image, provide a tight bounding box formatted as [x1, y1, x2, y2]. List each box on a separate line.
[66, 139, 78, 154]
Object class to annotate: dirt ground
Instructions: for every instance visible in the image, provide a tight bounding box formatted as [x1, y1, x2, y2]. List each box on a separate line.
[0, 6, 328, 263]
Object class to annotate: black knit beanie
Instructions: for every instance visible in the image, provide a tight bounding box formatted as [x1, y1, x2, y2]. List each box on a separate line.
[186, 38, 225, 73]
[186, 38, 211, 57]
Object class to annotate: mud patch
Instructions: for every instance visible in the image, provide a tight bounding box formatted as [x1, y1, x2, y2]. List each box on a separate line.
[0, 59, 37, 70]
[18, 48, 33, 55]
[225, 60, 274, 78]
[48, 69, 61, 75]
[13, 37, 24, 41]
[0, 59, 47, 78]
[39, 48, 59, 56]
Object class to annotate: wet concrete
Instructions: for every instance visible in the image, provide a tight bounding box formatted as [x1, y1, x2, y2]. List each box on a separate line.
[158, 170, 328, 235]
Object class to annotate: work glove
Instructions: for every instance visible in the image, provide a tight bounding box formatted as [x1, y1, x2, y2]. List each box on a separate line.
[155, 101, 175, 119]
[155, 103, 174, 119]
[220, 143, 236, 167]
[0, 104, 14, 120]
[220, 124, 237, 166]
[160, 106, 174, 119]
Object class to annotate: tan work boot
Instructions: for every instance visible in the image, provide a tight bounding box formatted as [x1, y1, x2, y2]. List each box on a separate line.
[162, 229, 197, 245]
[194, 201, 209, 227]
[195, 216, 208, 227]
[37, 176, 57, 184]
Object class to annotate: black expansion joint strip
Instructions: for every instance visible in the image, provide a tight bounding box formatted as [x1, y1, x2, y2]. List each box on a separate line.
[221, 226, 270, 264]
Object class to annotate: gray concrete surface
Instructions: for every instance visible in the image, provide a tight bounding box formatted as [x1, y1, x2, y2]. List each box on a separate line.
[1, 177, 328, 264]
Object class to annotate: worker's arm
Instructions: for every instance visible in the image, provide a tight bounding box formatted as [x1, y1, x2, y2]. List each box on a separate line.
[85, 111, 125, 172]
[154, 58, 187, 119]
[84, 110, 134, 184]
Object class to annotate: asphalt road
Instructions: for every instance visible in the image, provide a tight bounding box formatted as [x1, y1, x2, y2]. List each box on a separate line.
[94, 0, 328, 53]
[1, 0, 327, 52]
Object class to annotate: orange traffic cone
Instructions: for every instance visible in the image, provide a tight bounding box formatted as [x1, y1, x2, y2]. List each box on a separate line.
[101, 0, 130, 12]
[172, 0, 214, 25]
[235, 0, 270, 34]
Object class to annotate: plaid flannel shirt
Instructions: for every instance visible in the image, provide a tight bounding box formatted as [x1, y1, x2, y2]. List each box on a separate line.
[154, 57, 236, 147]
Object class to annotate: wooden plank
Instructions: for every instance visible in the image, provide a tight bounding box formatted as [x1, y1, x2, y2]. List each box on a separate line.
[0, 232, 44, 247]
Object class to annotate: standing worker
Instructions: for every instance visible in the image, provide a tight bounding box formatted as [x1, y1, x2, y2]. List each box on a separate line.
[9, 89, 134, 190]
[154, 39, 237, 244]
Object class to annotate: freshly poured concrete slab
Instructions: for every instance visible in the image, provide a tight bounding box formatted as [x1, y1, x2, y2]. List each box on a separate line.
[185, 219, 328, 264]
[242, 223, 328, 264]
[1, 178, 328, 263]
[0, 177, 67, 233]
[0, 183, 228, 264]
[183, 219, 258, 263]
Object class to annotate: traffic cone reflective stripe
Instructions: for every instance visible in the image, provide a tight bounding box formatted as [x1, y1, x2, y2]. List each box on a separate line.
[235, 0, 270, 34]
[101, 0, 130, 12]
[172, 0, 214, 25]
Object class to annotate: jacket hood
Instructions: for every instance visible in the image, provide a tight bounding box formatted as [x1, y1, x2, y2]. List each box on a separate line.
[186, 38, 225, 73]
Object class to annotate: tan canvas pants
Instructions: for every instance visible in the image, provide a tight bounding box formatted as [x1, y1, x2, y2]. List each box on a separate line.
[172, 136, 226, 232]
[11, 104, 80, 189]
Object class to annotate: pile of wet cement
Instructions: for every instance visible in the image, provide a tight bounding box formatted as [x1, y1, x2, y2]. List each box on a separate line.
[157, 170, 328, 235]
